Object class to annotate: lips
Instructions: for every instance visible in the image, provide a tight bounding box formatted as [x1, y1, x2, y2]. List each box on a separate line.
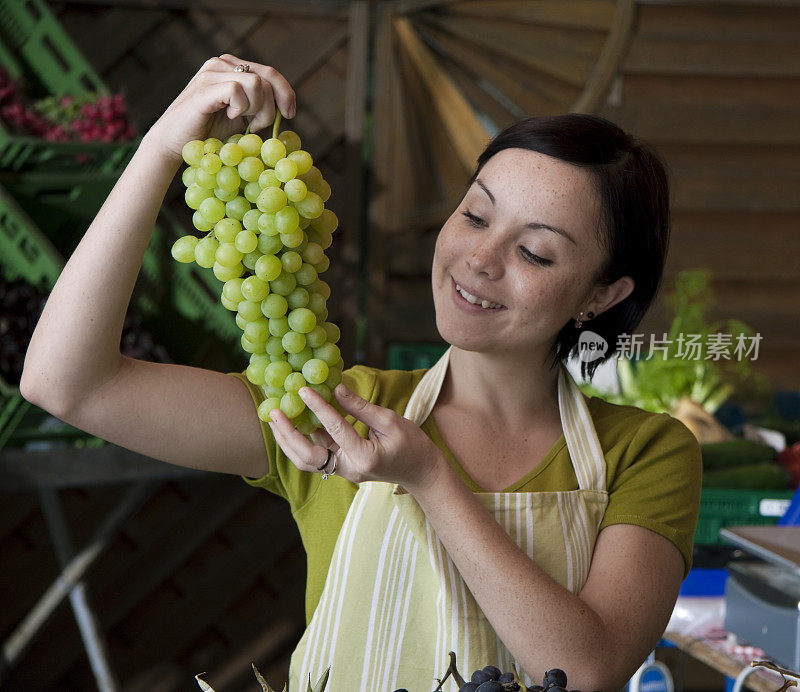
[451, 276, 505, 308]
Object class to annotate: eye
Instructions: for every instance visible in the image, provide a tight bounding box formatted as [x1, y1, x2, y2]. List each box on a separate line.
[461, 210, 485, 228]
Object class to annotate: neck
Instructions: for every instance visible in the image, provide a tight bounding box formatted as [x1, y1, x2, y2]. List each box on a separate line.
[440, 346, 562, 433]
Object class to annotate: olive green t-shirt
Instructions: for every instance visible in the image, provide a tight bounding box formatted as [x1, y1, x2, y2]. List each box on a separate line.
[231, 364, 702, 626]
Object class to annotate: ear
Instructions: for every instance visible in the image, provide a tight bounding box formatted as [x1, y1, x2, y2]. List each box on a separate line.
[588, 275, 635, 316]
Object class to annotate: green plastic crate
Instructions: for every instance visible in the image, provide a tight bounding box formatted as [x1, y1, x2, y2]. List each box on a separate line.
[0, 0, 139, 174]
[695, 488, 795, 545]
[386, 343, 448, 371]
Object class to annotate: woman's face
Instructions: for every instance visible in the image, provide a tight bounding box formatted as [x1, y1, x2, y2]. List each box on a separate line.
[431, 147, 616, 358]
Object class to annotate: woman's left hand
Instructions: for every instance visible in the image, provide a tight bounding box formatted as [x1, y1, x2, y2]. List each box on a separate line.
[267, 384, 445, 490]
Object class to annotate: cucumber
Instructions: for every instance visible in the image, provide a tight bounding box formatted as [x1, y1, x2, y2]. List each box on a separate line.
[702, 463, 790, 490]
[700, 439, 775, 471]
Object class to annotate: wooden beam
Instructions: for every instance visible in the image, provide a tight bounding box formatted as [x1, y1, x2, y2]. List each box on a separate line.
[57, 0, 349, 16]
[393, 15, 488, 173]
[0, 445, 208, 493]
[446, 0, 616, 32]
[572, 0, 636, 113]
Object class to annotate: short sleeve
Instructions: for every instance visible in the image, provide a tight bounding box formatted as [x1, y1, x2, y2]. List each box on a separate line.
[599, 413, 702, 579]
[228, 365, 377, 510]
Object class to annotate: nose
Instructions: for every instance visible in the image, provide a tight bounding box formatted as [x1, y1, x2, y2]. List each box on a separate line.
[465, 235, 504, 280]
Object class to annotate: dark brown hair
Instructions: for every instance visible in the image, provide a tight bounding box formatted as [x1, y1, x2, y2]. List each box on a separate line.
[467, 113, 671, 380]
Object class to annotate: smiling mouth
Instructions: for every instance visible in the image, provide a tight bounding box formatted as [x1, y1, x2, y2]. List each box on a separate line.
[451, 277, 506, 310]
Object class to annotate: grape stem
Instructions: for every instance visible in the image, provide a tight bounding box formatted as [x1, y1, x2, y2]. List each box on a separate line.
[272, 110, 282, 140]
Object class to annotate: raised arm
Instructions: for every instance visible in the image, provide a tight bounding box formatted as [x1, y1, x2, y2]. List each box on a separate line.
[20, 55, 296, 478]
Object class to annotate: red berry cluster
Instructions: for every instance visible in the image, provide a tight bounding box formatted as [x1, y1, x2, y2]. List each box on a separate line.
[0, 67, 136, 142]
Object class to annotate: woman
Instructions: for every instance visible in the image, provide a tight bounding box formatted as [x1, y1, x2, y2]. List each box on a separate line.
[22, 56, 701, 692]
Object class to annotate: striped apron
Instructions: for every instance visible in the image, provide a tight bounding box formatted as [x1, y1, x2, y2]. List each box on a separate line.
[289, 346, 609, 691]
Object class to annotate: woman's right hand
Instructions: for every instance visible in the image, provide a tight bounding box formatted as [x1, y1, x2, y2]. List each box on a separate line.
[143, 54, 297, 164]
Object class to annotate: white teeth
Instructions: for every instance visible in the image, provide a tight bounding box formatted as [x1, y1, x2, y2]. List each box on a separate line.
[455, 283, 502, 309]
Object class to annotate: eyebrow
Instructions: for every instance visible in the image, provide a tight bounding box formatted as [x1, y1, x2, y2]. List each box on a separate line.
[474, 178, 576, 245]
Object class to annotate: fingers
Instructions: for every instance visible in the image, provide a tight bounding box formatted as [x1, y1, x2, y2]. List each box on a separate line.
[331, 384, 395, 434]
[215, 54, 296, 126]
[268, 411, 329, 472]
[298, 386, 366, 452]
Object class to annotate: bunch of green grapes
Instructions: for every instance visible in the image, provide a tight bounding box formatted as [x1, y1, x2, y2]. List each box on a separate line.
[171, 115, 342, 436]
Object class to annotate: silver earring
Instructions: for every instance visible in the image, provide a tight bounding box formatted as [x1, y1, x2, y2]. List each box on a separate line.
[574, 311, 584, 329]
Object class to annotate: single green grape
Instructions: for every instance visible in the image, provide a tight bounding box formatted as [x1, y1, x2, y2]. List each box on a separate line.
[261, 138, 287, 167]
[270, 270, 297, 296]
[242, 252, 260, 271]
[314, 342, 341, 367]
[241, 275, 269, 301]
[194, 236, 219, 267]
[214, 261, 244, 282]
[171, 235, 198, 263]
[286, 286, 310, 309]
[308, 409, 323, 428]
[182, 140, 205, 166]
[257, 186, 287, 213]
[198, 198, 226, 224]
[283, 178, 307, 203]
[280, 228, 304, 248]
[306, 325, 327, 348]
[311, 229, 333, 250]
[214, 218, 241, 243]
[255, 254, 283, 282]
[235, 230, 258, 254]
[246, 359, 267, 385]
[258, 397, 282, 423]
[244, 180, 262, 203]
[301, 242, 324, 265]
[258, 212, 279, 236]
[203, 137, 223, 154]
[280, 392, 305, 419]
[295, 263, 318, 287]
[284, 372, 307, 393]
[201, 153, 222, 174]
[314, 256, 330, 274]
[302, 358, 329, 385]
[242, 208, 261, 232]
[249, 353, 270, 369]
[266, 336, 285, 356]
[185, 184, 212, 210]
[182, 166, 197, 187]
[323, 322, 341, 345]
[194, 168, 217, 189]
[215, 165, 241, 191]
[268, 316, 291, 338]
[295, 191, 324, 219]
[311, 280, 331, 300]
[225, 196, 251, 221]
[312, 209, 339, 235]
[215, 242, 244, 267]
[288, 150, 313, 175]
[278, 130, 301, 154]
[239, 156, 265, 182]
[238, 299, 263, 322]
[287, 346, 314, 371]
[317, 179, 331, 202]
[192, 211, 214, 233]
[299, 215, 312, 230]
[288, 307, 316, 334]
[298, 165, 322, 188]
[238, 133, 263, 157]
[275, 205, 300, 234]
[220, 294, 238, 311]
[264, 385, 285, 399]
[219, 142, 244, 166]
[223, 277, 245, 304]
[241, 333, 266, 354]
[282, 331, 307, 354]
[258, 234, 283, 255]
[213, 186, 238, 202]
[274, 157, 298, 183]
[245, 318, 270, 343]
[226, 133, 243, 144]
[261, 293, 288, 319]
[294, 409, 317, 436]
[235, 313, 248, 330]
[265, 361, 293, 388]
[281, 251, 303, 273]
[307, 292, 326, 315]
[258, 168, 281, 189]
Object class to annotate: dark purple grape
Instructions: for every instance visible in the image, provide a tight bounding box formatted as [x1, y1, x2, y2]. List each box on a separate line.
[472, 670, 492, 684]
[482, 666, 501, 680]
[459, 684, 479, 692]
[391, 689, 408, 692]
[476, 682, 504, 692]
[544, 669, 568, 689]
[499, 673, 515, 683]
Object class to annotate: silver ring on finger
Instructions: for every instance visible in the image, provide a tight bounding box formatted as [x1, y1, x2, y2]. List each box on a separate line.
[321, 451, 337, 480]
[234, 63, 251, 73]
